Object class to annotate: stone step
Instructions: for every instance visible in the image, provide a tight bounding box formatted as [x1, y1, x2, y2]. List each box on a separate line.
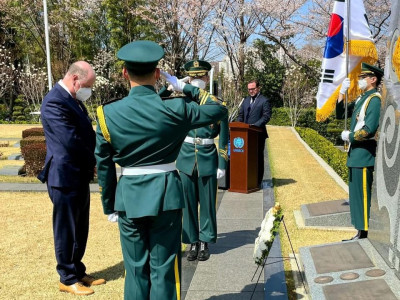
[299, 239, 400, 299]
[0, 165, 22, 176]
[299, 199, 352, 228]
[8, 153, 23, 160]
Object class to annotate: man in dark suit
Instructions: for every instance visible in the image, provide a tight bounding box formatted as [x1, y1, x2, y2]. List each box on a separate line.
[38, 61, 105, 296]
[237, 79, 272, 185]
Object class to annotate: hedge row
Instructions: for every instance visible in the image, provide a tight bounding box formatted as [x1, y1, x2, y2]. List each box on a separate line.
[295, 127, 348, 182]
[20, 136, 46, 148]
[22, 127, 45, 138]
[21, 143, 47, 176]
[0, 120, 41, 124]
[269, 107, 349, 146]
[20, 127, 46, 176]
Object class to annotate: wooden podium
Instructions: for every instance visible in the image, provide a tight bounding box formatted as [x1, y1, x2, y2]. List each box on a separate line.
[229, 122, 262, 193]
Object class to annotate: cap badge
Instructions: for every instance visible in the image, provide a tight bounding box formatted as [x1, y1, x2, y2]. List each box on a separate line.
[193, 61, 199, 67]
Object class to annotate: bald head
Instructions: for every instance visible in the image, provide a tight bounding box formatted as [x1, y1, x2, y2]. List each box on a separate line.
[62, 61, 96, 99]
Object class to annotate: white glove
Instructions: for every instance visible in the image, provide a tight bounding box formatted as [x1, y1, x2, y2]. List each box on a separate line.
[341, 130, 350, 142]
[180, 76, 190, 83]
[107, 212, 118, 223]
[340, 78, 351, 95]
[216, 169, 226, 179]
[160, 70, 187, 92]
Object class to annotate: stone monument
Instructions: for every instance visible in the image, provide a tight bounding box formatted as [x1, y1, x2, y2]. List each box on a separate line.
[370, 0, 400, 280]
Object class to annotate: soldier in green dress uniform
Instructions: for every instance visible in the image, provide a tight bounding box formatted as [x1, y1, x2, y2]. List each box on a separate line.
[174, 60, 229, 261]
[336, 62, 383, 241]
[95, 41, 227, 300]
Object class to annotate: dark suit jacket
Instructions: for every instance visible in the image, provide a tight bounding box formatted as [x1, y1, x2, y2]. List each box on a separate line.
[38, 83, 96, 187]
[237, 93, 271, 138]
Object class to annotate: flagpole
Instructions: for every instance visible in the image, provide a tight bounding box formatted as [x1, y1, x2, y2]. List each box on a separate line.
[344, 0, 350, 151]
[210, 67, 215, 95]
[43, 0, 52, 91]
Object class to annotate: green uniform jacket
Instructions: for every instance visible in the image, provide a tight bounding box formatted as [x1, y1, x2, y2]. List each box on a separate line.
[176, 113, 229, 177]
[336, 88, 381, 167]
[95, 84, 227, 218]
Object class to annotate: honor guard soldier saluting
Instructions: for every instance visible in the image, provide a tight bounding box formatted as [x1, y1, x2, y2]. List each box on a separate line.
[175, 60, 229, 261]
[336, 62, 383, 241]
[95, 41, 227, 300]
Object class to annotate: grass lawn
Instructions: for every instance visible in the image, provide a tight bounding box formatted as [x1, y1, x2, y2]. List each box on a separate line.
[267, 126, 350, 299]
[0, 145, 21, 159]
[0, 192, 124, 299]
[0, 160, 40, 183]
[0, 124, 42, 139]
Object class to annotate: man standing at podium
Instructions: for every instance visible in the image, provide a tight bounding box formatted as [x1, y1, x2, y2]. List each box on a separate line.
[237, 80, 272, 186]
[176, 60, 229, 262]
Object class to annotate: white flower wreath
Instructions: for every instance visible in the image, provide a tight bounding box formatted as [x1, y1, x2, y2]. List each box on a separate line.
[253, 203, 282, 265]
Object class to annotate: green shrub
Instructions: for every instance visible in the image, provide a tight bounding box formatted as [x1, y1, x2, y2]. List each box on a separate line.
[0, 120, 41, 124]
[20, 136, 46, 148]
[20, 143, 47, 176]
[269, 107, 291, 126]
[13, 106, 24, 112]
[12, 95, 29, 122]
[0, 104, 9, 120]
[295, 127, 348, 182]
[22, 127, 45, 138]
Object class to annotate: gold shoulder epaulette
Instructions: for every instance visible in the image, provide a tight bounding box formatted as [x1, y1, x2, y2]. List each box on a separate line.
[96, 105, 111, 143]
[216, 96, 227, 106]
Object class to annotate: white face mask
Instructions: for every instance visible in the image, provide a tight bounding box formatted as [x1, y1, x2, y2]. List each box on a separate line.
[75, 81, 92, 102]
[190, 79, 206, 89]
[358, 79, 368, 91]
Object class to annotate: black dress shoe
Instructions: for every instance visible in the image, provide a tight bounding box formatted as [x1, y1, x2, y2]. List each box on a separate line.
[197, 241, 210, 261]
[349, 231, 368, 241]
[358, 230, 368, 239]
[342, 231, 360, 242]
[187, 242, 199, 261]
[342, 230, 368, 241]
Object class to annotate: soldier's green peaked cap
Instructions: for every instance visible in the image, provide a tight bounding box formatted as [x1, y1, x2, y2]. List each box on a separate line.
[117, 40, 164, 73]
[184, 60, 212, 77]
[361, 62, 384, 78]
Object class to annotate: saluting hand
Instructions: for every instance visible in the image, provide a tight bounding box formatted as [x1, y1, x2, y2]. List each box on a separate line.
[160, 70, 187, 92]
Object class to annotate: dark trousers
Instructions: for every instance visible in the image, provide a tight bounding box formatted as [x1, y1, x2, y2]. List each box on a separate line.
[118, 209, 182, 300]
[348, 167, 373, 231]
[181, 168, 217, 244]
[47, 184, 90, 285]
[258, 136, 266, 185]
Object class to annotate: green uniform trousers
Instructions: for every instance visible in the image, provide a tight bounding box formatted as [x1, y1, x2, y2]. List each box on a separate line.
[348, 167, 374, 231]
[118, 209, 182, 300]
[181, 166, 217, 244]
